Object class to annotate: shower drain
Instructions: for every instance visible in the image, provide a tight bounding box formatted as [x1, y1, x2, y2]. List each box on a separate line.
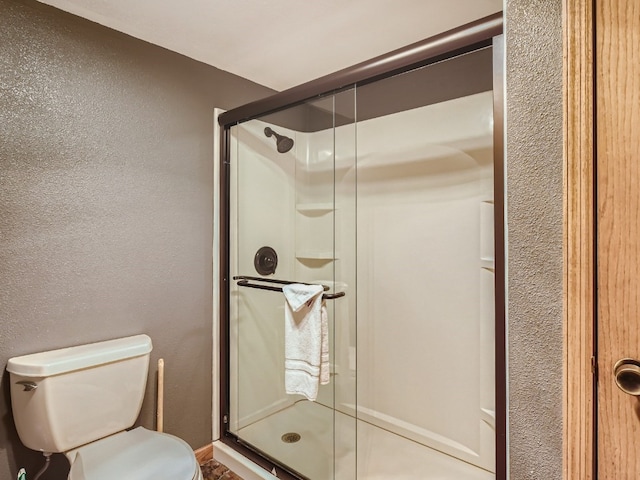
[281, 432, 301, 443]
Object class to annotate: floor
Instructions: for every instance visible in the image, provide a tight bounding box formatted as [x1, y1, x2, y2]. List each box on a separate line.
[201, 459, 244, 480]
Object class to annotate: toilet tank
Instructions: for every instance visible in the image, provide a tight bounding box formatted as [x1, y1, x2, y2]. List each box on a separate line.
[7, 334, 153, 453]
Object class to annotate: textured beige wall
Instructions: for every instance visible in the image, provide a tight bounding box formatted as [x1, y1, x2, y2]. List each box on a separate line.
[506, 0, 564, 478]
[0, 1, 273, 478]
[0, 0, 566, 477]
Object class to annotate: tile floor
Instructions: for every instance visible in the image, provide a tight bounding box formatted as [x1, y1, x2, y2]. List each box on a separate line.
[201, 459, 244, 480]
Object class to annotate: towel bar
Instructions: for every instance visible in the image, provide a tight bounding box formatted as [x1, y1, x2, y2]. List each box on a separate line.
[232, 276, 346, 300]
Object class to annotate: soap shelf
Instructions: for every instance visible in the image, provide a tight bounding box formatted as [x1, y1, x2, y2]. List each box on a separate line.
[481, 408, 496, 429]
[480, 257, 495, 271]
[296, 251, 338, 260]
[296, 203, 335, 214]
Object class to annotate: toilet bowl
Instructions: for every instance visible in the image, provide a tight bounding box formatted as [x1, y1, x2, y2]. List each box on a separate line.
[7, 335, 203, 480]
[67, 428, 202, 480]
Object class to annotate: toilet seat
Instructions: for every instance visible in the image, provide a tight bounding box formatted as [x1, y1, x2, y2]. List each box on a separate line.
[67, 427, 202, 480]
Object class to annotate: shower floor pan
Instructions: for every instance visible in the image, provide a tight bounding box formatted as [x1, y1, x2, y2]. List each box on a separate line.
[237, 401, 493, 480]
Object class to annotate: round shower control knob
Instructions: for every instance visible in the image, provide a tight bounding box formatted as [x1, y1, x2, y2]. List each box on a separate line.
[254, 246, 278, 276]
[614, 358, 640, 396]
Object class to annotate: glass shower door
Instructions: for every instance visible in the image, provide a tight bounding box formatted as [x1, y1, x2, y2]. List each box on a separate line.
[353, 47, 497, 478]
[226, 89, 356, 480]
[223, 40, 501, 479]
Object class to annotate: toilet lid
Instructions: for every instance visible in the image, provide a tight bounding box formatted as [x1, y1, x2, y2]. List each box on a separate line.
[68, 427, 200, 480]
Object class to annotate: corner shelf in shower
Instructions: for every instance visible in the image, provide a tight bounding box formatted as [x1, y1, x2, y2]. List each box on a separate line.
[481, 408, 496, 430]
[296, 203, 335, 214]
[295, 251, 338, 261]
[480, 201, 494, 272]
[480, 257, 495, 272]
[295, 203, 336, 265]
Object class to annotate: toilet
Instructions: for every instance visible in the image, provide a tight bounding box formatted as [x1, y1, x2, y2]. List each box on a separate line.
[7, 334, 203, 480]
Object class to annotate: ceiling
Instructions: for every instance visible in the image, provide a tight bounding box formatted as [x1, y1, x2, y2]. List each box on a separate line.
[37, 0, 502, 91]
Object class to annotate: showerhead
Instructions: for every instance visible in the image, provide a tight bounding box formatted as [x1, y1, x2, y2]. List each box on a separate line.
[264, 127, 294, 154]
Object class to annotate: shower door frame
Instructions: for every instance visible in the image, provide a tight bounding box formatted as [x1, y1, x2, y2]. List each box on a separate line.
[218, 12, 505, 480]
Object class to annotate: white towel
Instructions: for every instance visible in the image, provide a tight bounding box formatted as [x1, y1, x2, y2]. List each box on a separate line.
[282, 283, 330, 401]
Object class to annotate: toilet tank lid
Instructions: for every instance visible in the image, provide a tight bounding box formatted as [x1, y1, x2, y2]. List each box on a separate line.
[7, 335, 153, 377]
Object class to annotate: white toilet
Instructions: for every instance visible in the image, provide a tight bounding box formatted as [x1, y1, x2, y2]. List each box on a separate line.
[7, 334, 203, 480]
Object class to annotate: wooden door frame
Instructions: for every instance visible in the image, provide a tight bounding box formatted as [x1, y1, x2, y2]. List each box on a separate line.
[563, 0, 595, 478]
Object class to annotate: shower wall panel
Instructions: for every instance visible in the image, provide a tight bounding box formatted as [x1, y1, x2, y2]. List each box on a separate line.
[229, 121, 299, 430]
[300, 125, 357, 413]
[354, 91, 495, 472]
[227, 91, 357, 479]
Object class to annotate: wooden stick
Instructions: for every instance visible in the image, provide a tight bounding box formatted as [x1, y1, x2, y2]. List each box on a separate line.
[157, 358, 164, 433]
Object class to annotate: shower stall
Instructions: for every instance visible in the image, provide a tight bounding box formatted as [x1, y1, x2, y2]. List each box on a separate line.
[217, 14, 504, 480]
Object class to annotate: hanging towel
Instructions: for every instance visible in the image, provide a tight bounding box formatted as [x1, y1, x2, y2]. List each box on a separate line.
[282, 283, 330, 401]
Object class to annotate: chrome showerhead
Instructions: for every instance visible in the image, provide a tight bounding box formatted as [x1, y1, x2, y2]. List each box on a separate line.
[264, 127, 294, 154]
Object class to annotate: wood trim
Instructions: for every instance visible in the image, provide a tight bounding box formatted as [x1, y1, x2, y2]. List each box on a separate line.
[563, 0, 595, 478]
[195, 443, 214, 465]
